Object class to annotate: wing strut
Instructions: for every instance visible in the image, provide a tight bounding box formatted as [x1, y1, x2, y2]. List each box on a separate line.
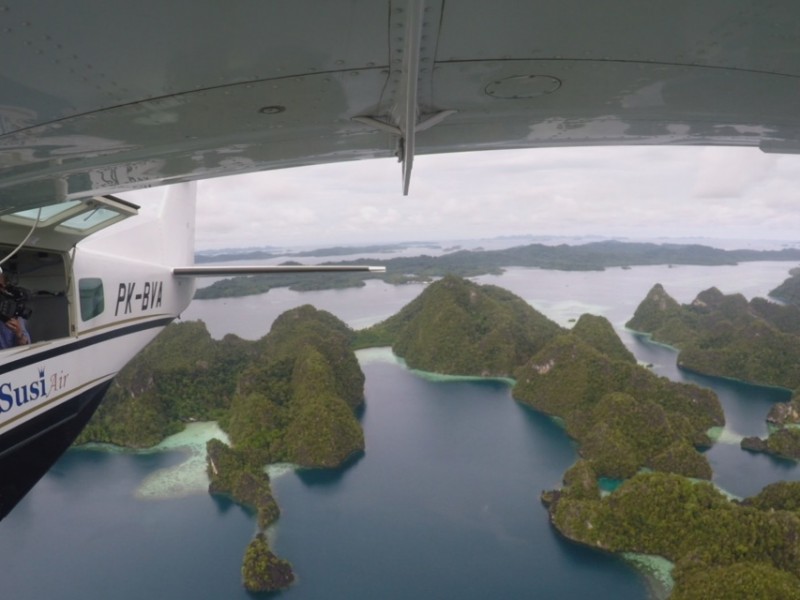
[352, 0, 455, 195]
[173, 265, 385, 277]
[398, 0, 425, 195]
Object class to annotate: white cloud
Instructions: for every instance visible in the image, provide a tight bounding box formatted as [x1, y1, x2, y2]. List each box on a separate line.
[122, 146, 800, 250]
[692, 147, 777, 198]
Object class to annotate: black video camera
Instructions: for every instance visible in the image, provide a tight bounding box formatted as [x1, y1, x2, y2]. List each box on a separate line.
[0, 284, 32, 322]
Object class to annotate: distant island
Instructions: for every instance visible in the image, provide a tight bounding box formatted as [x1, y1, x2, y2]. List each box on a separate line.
[194, 240, 800, 299]
[195, 242, 439, 263]
[78, 306, 365, 593]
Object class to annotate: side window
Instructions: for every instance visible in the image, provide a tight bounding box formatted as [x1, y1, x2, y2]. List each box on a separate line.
[79, 278, 104, 321]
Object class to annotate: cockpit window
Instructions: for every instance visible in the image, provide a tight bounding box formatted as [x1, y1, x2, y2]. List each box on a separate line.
[79, 278, 104, 321]
[10, 201, 82, 223]
[0, 195, 138, 252]
[60, 208, 121, 231]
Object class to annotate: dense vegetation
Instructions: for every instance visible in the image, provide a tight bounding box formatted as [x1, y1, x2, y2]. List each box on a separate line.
[626, 282, 800, 464]
[355, 275, 721, 480]
[543, 469, 800, 599]
[532, 272, 800, 597]
[195, 241, 800, 299]
[513, 333, 722, 479]
[206, 439, 295, 591]
[206, 439, 279, 529]
[241, 534, 295, 592]
[228, 305, 365, 467]
[80, 308, 365, 465]
[80, 307, 366, 591]
[769, 266, 800, 306]
[570, 313, 636, 363]
[76, 321, 254, 447]
[354, 275, 563, 376]
[627, 284, 800, 390]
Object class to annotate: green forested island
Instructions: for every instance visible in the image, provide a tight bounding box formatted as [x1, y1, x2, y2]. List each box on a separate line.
[513, 328, 721, 479]
[357, 276, 722, 480]
[542, 471, 800, 599]
[627, 284, 800, 390]
[769, 266, 800, 306]
[194, 240, 800, 299]
[79, 306, 365, 592]
[77, 321, 254, 447]
[741, 392, 800, 461]
[354, 275, 563, 376]
[626, 282, 800, 465]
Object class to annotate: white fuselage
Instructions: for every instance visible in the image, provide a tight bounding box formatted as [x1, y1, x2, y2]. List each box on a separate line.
[0, 184, 196, 467]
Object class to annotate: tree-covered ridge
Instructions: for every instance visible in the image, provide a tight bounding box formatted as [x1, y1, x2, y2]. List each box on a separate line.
[354, 275, 563, 376]
[354, 274, 719, 479]
[79, 307, 365, 466]
[542, 468, 800, 599]
[241, 534, 295, 593]
[77, 321, 255, 447]
[226, 305, 365, 468]
[194, 240, 800, 299]
[206, 439, 280, 529]
[625, 283, 694, 346]
[570, 313, 636, 364]
[255, 305, 365, 411]
[744, 481, 800, 511]
[206, 439, 294, 592]
[513, 333, 722, 479]
[769, 266, 800, 306]
[78, 308, 367, 592]
[627, 284, 800, 390]
[206, 305, 364, 590]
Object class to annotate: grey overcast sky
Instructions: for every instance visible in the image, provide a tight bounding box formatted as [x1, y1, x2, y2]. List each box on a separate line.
[121, 146, 800, 251]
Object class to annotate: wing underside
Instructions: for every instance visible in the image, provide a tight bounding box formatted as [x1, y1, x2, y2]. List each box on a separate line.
[2, 1, 800, 208]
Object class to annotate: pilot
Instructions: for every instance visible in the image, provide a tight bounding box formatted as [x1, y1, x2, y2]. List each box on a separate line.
[0, 268, 29, 348]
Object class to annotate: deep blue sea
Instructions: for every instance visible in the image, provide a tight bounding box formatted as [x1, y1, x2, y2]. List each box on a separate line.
[1, 261, 798, 599]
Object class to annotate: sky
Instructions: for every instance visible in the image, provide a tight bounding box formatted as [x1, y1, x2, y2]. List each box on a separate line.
[121, 146, 800, 251]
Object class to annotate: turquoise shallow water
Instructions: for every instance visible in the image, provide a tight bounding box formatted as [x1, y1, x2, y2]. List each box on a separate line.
[1, 261, 799, 598]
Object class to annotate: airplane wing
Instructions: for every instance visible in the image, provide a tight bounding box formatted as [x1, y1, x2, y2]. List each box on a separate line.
[2, 1, 800, 208]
